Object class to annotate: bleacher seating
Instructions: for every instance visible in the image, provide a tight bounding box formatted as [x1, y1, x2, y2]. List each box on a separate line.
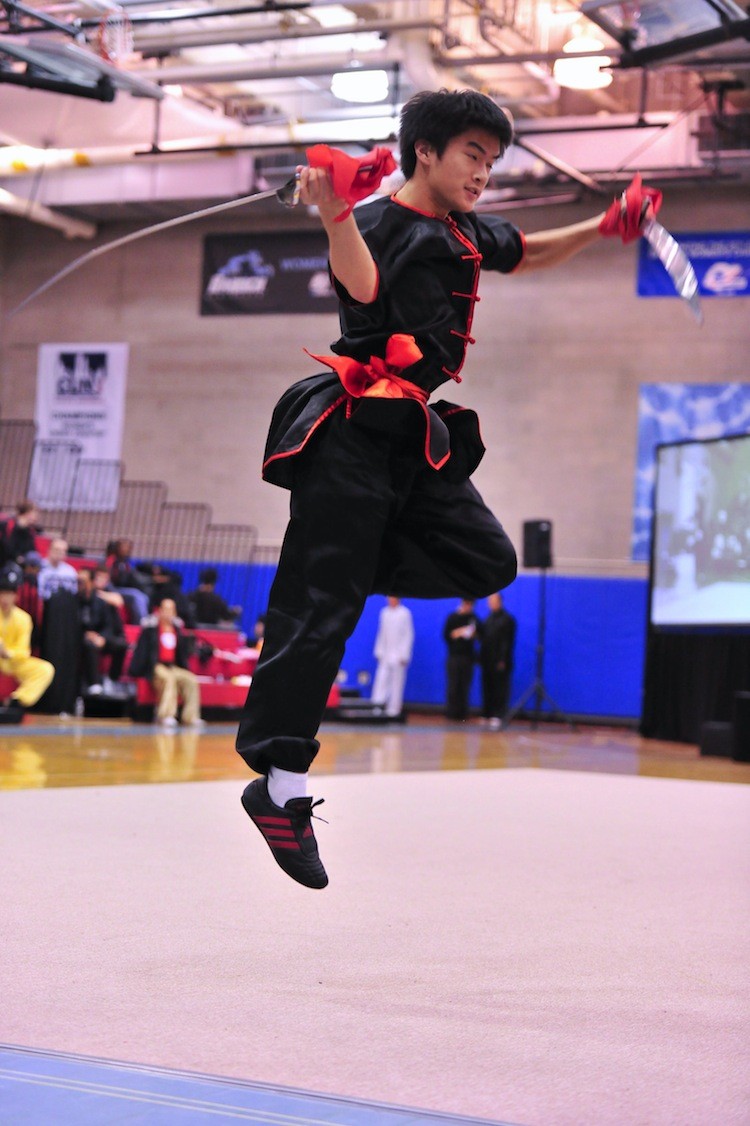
[2, 620, 341, 721]
[121, 624, 341, 718]
[122, 624, 258, 713]
[0, 426, 349, 723]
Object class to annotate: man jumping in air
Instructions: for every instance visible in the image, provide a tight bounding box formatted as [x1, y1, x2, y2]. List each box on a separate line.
[236, 88, 661, 889]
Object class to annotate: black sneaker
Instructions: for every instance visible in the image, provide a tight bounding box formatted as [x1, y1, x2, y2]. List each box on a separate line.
[241, 777, 328, 889]
[0, 699, 25, 724]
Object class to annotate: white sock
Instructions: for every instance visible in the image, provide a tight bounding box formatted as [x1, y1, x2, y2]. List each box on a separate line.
[267, 766, 308, 807]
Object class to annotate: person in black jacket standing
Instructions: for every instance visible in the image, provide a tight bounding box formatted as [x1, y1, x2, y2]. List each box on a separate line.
[480, 592, 516, 730]
[443, 598, 481, 721]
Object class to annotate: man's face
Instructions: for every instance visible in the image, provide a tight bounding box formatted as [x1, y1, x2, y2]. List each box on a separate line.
[77, 571, 93, 597]
[420, 128, 502, 215]
[0, 590, 16, 613]
[93, 571, 108, 591]
[48, 540, 68, 565]
[159, 600, 176, 624]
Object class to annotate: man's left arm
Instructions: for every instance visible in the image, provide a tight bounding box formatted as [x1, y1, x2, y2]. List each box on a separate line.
[515, 214, 604, 273]
[515, 173, 662, 273]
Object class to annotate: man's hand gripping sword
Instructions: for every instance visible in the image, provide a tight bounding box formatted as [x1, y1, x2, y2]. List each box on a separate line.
[599, 172, 703, 324]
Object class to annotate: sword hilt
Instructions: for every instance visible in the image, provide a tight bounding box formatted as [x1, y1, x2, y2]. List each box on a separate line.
[276, 172, 301, 208]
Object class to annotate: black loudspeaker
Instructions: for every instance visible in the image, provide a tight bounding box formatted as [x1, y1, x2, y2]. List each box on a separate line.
[699, 721, 733, 757]
[732, 692, 750, 762]
[523, 520, 553, 569]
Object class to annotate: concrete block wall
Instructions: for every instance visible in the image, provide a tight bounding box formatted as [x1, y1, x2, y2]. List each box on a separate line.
[1, 185, 748, 575]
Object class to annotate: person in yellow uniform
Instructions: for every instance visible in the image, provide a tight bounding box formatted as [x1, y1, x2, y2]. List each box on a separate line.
[0, 563, 55, 720]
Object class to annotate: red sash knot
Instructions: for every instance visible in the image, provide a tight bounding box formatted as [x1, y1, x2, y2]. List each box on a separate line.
[306, 334, 429, 409]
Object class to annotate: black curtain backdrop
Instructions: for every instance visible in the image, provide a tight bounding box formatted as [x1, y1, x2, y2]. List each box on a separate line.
[640, 630, 750, 744]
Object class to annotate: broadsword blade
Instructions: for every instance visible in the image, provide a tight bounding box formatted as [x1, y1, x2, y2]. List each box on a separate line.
[641, 217, 703, 325]
[8, 175, 301, 319]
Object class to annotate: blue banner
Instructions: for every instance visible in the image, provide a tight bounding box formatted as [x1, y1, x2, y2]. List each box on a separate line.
[638, 230, 750, 299]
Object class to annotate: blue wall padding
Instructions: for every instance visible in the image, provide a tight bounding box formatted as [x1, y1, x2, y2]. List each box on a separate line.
[336, 575, 648, 719]
[159, 560, 648, 720]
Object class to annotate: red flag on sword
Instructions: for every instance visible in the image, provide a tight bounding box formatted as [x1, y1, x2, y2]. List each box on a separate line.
[306, 144, 397, 221]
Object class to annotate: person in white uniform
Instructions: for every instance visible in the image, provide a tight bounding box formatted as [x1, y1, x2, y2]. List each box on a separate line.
[371, 596, 414, 718]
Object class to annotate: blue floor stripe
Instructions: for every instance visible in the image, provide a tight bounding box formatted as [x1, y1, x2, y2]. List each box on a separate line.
[0, 1046, 517, 1126]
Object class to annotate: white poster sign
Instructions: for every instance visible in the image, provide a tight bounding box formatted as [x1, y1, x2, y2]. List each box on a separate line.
[31, 343, 128, 511]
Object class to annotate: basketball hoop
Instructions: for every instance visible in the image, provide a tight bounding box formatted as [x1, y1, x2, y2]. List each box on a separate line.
[97, 9, 134, 65]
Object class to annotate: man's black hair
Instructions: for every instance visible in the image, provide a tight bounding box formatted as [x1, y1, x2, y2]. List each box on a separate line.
[399, 89, 513, 180]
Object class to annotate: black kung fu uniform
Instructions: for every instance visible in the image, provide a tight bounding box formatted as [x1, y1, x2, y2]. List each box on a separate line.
[236, 195, 525, 775]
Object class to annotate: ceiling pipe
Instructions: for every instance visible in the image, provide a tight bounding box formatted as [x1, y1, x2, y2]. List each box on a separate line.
[0, 115, 402, 178]
[131, 17, 438, 55]
[513, 135, 606, 193]
[434, 47, 623, 67]
[0, 186, 96, 237]
[129, 57, 403, 85]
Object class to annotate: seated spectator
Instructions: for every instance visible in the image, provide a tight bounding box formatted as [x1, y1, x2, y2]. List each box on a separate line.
[37, 538, 79, 601]
[77, 567, 128, 695]
[189, 568, 242, 627]
[128, 597, 204, 729]
[142, 562, 195, 625]
[250, 613, 266, 652]
[92, 565, 127, 620]
[2, 500, 42, 564]
[0, 563, 55, 720]
[106, 537, 150, 623]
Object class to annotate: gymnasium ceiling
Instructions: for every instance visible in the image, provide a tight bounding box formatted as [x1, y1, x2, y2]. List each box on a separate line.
[1, 0, 749, 236]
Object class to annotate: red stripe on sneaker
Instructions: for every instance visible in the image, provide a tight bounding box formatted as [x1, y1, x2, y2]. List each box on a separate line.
[252, 819, 296, 838]
[302, 827, 313, 838]
[255, 815, 292, 825]
[268, 841, 301, 850]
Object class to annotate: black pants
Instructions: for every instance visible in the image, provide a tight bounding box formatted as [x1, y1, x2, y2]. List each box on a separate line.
[236, 410, 517, 774]
[446, 653, 475, 720]
[481, 664, 512, 719]
[81, 636, 127, 688]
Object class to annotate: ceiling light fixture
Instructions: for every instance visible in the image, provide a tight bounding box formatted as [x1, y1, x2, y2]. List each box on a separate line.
[330, 69, 389, 104]
[553, 32, 613, 89]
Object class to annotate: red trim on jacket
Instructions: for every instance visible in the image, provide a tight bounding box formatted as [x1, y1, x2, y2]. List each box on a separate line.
[442, 215, 482, 384]
[262, 394, 348, 475]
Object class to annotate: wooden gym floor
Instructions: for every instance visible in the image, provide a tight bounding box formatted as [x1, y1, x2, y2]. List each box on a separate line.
[1, 714, 748, 791]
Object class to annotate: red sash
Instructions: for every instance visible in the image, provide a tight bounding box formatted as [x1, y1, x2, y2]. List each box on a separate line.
[306, 333, 428, 404]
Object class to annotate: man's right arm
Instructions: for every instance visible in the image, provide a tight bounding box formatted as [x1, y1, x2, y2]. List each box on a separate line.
[3, 612, 32, 659]
[298, 165, 378, 304]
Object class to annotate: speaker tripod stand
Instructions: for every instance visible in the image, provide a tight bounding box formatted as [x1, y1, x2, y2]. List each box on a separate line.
[502, 566, 576, 731]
